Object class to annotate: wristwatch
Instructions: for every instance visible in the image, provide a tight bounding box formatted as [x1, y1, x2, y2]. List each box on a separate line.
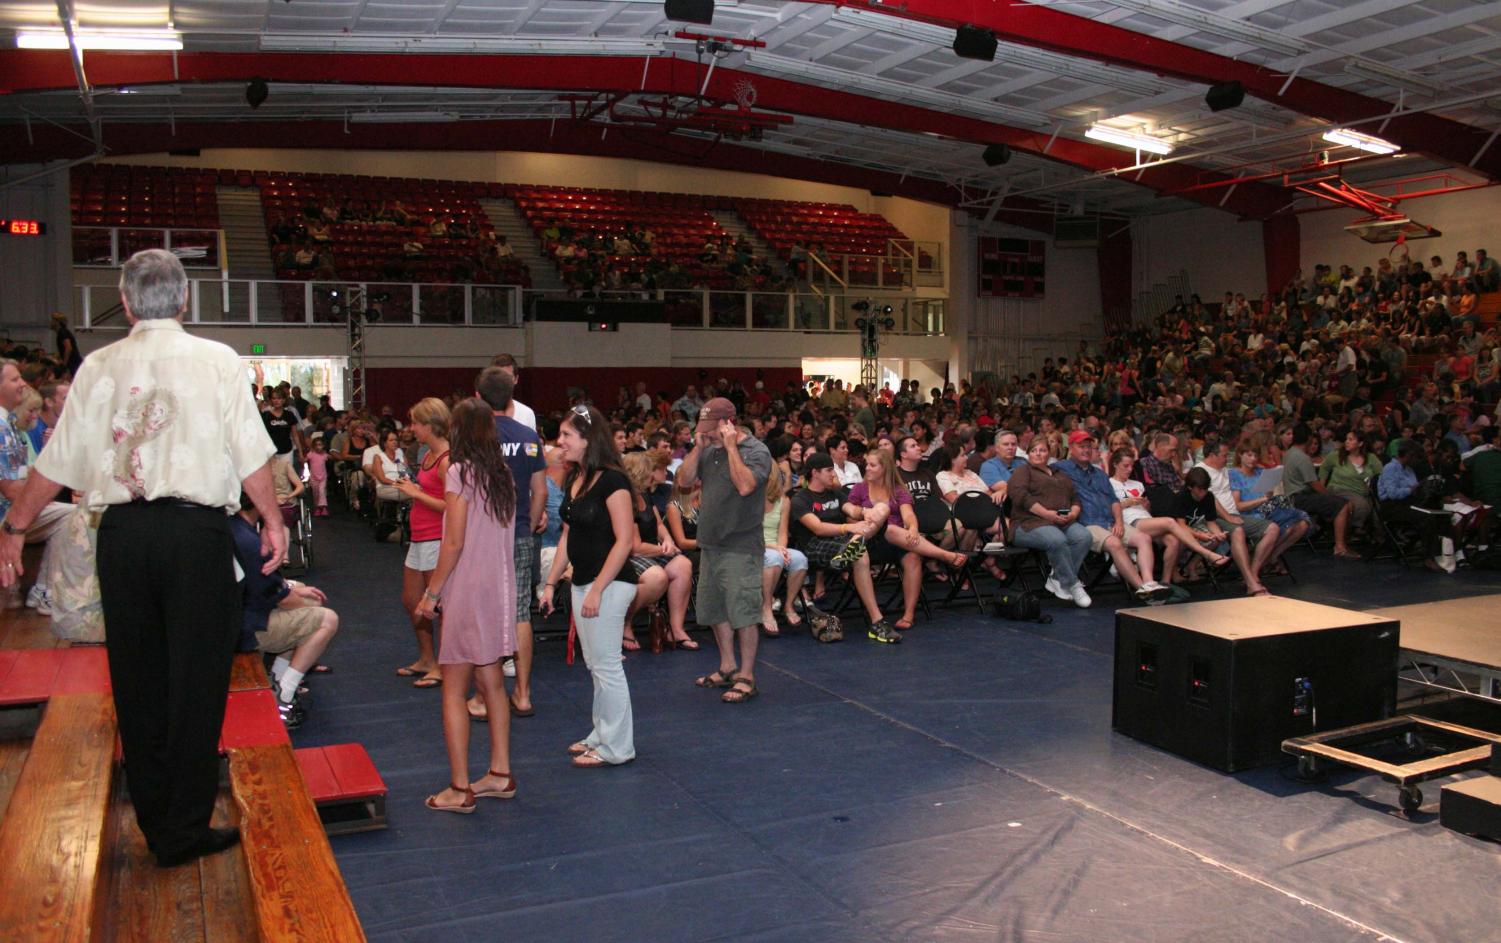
[0, 519, 22, 536]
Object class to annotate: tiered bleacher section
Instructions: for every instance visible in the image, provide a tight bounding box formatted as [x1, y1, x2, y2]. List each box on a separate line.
[72, 164, 221, 229]
[70, 165, 223, 268]
[734, 197, 912, 282]
[508, 184, 743, 290]
[257, 173, 525, 286]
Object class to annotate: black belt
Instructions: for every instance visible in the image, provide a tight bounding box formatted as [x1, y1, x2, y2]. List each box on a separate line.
[124, 497, 220, 512]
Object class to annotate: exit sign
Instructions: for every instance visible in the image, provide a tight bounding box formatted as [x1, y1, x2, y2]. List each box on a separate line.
[249, 343, 266, 354]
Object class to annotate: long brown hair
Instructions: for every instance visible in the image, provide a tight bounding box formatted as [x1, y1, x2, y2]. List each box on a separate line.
[563, 404, 624, 493]
[448, 397, 516, 525]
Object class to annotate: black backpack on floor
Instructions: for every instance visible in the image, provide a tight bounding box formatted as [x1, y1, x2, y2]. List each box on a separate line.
[990, 589, 1052, 624]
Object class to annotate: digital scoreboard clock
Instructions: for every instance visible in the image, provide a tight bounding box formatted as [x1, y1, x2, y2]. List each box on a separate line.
[0, 220, 45, 236]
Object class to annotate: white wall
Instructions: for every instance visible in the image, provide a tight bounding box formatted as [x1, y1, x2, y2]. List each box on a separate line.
[0, 162, 75, 346]
[958, 218, 1102, 380]
[1298, 185, 1501, 278]
[1134, 206, 1267, 306]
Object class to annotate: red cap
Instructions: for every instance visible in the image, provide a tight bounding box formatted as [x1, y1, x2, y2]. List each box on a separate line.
[1067, 430, 1096, 446]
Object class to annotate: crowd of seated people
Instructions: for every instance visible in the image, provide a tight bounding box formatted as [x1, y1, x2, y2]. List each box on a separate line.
[532, 219, 792, 298]
[264, 179, 530, 289]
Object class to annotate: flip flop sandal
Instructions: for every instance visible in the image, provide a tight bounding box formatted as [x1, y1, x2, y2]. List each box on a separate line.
[721, 678, 759, 704]
[893, 618, 914, 631]
[425, 784, 475, 814]
[311, 664, 333, 674]
[567, 741, 591, 756]
[472, 770, 516, 800]
[761, 622, 782, 638]
[573, 749, 624, 768]
[509, 696, 535, 718]
[695, 670, 738, 688]
[412, 676, 441, 689]
[674, 637, 700, 650]
[395, 666, 423, 677]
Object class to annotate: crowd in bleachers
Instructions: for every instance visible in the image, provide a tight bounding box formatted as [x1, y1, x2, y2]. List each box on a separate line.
[259, 173, 531, 288]
[511, 185, 793, 295]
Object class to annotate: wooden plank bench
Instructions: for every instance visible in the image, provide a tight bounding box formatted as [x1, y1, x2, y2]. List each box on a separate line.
[0, 691, 119, 942]
[229, 743, 367, 942]
[295, 744, 388, 835]
[229, 651, 271, 692]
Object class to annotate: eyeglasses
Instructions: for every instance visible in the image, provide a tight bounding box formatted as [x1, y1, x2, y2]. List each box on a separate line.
[570, 404, 593, 427]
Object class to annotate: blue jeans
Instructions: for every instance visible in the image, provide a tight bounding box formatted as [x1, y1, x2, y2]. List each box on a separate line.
[1013, 523, 1091, 589]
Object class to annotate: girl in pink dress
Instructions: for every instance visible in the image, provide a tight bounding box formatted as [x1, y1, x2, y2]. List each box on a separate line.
[305, 435, 330, 517]
[415, 398, 519, 814]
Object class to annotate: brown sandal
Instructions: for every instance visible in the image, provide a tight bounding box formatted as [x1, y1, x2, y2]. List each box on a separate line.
[472, 770, 516, 800]
[425, 784, 476, 814]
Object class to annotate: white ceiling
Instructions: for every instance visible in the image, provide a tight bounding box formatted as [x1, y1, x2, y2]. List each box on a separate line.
[3, 0, 1500, 220]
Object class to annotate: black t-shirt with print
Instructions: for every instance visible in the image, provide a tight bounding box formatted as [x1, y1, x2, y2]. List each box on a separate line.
[788, 486, 845, 549]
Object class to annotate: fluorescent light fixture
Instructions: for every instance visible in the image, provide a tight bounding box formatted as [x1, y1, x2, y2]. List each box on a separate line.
[16, 28, 183, 51]
[1084, 124, 1173, 155]
[1321, 129, 1399, 155]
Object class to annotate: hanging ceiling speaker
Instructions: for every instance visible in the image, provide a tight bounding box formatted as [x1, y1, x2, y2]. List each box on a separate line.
[665, 0, 713, 25]
[982, 144, 1012, 167]
[952, 25, 998, 62]
[245, 78, 269, 109]
[1205, 80, 1245, 113]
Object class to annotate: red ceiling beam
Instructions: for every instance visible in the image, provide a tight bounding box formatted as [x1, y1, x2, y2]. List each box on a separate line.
[0, 115, 1065, 232]
[818, 0, 1501, 181]
[0, 49, 1289, 218]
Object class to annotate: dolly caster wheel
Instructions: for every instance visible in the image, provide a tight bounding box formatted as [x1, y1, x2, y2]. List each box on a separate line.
[1297, 756, 1323, 781]
[1398, 784, 1423, 814]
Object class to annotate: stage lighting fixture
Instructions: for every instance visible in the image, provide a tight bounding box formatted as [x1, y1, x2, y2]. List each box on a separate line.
[1204, 81, 1245, 112]
[665, 0, 714, 25]
[246, 78, 269, 109]
[952, 25, 997, 62]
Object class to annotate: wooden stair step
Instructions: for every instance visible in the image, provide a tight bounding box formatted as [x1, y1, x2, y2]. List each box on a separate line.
[219, 689, 290, 752]
[295, 744, 388, 835]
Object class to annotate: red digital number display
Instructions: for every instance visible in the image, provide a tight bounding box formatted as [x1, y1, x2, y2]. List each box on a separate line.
[0, 219, 45, 236]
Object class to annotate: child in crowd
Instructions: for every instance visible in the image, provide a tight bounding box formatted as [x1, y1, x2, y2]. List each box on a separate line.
[306, 433, 330, 518]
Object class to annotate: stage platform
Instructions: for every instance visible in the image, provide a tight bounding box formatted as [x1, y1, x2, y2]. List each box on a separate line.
[1378, 593, 1501, 702]
[217, 513, 1501, 941]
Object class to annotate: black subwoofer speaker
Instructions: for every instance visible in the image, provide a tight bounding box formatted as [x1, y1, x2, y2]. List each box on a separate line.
[1112, 598, 1398, 772]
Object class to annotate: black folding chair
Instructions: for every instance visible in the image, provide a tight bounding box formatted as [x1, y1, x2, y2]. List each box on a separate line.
[954, 493, 1036, 588]
[914, 498, 985, 611]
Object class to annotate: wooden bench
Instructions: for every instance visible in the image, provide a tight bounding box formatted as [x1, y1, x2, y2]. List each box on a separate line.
[0, 691, 118, 942]
[229, 742, 367, 942]
[295, 744, 388, 835]
[229, 651, 271, 692]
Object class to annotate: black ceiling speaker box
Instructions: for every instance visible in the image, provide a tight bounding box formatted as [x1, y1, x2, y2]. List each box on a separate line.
[245, 78, 269, 109]
[1205, 80, 1245, 112]
[1113, 598, 1397, 772]
[665, 0, 714, 25]
[952, 25, 998, 62]
[982, 144, 1012, 167]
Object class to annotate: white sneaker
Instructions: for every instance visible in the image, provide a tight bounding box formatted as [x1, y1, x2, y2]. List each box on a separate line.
[1069, 583, 1092, 608]
[1044, 576, 1070, 601]
[27, 586, 51, 616]
[25, 584, 44, 609]
[1134, 581, 1168, 601]
[502, 658, 517, 678]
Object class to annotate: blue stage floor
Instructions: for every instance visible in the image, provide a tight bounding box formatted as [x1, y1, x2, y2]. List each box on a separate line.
[295, 510, 1501, 942]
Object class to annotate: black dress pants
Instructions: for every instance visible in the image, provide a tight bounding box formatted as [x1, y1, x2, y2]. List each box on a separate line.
[97, 501, 240, 860]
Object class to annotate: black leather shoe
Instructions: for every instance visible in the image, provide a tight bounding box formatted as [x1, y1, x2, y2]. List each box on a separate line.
[155, 827, 241, 868]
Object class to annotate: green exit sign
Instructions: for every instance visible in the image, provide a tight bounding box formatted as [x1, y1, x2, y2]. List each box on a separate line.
[250, 343, 266, 354]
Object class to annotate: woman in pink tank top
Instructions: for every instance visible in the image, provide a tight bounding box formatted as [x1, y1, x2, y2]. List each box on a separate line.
[393, 398, 451, 688]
